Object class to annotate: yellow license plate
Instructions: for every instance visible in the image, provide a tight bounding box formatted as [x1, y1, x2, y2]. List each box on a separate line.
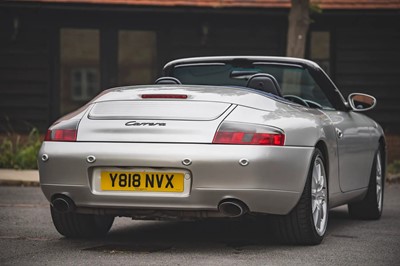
[100, 171, 184, 192]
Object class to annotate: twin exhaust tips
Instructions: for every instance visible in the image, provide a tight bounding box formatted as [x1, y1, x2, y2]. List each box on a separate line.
[52, 195, 248, 218]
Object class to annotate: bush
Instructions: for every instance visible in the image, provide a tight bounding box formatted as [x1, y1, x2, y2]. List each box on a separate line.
[0, 128, 42, 169]
[388, 160, 400, 175]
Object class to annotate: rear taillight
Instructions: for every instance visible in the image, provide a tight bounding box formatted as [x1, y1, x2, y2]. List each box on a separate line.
[45, 129, 77, 142]
[212, 122, 285, 146]
[44, 120, 79, 142]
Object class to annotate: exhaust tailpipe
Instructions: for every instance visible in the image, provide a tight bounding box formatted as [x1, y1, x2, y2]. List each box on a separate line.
[218, 200, 248, 218]
[51, 195, 75, 213]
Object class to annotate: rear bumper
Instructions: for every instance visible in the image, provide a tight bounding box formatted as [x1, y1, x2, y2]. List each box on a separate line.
[39, 142, 314, 215]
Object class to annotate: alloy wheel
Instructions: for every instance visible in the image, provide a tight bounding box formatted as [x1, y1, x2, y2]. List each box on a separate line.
[376, 152, 383, 212]
[311, 156, 328, 236]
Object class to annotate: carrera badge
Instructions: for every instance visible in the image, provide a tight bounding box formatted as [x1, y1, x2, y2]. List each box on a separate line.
[125, 121, 166, 127]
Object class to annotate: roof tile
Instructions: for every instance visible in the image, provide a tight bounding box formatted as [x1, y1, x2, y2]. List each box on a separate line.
[12, 0, 400, 9]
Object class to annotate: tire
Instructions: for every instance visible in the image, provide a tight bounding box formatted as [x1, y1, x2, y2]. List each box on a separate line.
[272, 148, 328, 245]
[348, 149, 384, 220]
[50, 206, 114, 238]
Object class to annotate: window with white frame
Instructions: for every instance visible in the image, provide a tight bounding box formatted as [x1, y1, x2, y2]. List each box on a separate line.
[71, 68, 99, 101]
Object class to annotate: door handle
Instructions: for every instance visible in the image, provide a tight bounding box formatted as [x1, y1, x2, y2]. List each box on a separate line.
[335, 128, 343, 139]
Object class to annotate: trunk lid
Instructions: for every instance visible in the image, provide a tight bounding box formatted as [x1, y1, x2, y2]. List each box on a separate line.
[78, 100, 234, 143]
[88, 100, 230, 121]
[76, 85, 280, 143]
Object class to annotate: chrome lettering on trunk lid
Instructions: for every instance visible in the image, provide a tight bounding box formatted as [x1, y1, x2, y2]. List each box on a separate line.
[125, 121, 166, 126]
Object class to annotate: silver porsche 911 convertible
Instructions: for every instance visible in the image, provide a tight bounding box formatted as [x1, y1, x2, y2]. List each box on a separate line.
[38, 56, 385, 245]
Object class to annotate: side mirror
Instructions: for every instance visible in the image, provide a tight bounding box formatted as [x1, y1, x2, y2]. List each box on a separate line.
[348, 93, 376, 112]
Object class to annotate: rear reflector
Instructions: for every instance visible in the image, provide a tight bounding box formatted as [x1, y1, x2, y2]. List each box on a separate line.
[141, 94, 188, 99]
[212, 122, 285, 146]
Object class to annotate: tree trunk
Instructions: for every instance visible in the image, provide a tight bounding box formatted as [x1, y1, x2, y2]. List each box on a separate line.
[286, 0, 310, 58]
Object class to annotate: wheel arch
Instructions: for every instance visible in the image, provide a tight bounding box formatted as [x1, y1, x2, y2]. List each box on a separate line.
[379, 136, 387, 177]
[315, 140, 329, 181]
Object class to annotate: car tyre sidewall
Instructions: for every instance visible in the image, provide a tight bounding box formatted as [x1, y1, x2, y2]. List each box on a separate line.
[272, 148, 328, 245]
[50, 206, 114, 238]
[348, 147, 384, 220]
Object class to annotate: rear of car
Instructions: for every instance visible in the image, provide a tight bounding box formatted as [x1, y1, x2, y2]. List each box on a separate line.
[39, 85, 315, 220]
[39, 56, 386, 245]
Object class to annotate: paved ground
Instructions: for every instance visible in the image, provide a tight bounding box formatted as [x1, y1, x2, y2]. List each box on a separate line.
[0, 169, 39, 186]
[0, 184, 399, 265]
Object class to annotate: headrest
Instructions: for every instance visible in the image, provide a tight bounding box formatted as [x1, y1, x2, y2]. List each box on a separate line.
[155, 77, 181, 85]
[246, 73, 282, 97]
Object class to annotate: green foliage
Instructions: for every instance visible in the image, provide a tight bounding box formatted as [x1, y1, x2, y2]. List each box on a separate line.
[310, 2, 322, 14]
[388, 160, 400, 175]
[309, 2, 322, 24]
[0, 128, 42, 169]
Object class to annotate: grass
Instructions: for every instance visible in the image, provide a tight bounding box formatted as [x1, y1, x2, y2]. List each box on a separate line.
[388, 160, 400, 176]
[0, 128, 42, 170]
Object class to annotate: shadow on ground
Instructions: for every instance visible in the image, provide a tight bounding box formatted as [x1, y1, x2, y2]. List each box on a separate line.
[75, 207, 357, 253]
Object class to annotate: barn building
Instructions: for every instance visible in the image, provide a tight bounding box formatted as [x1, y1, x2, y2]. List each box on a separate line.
[0, 0, 399, 161]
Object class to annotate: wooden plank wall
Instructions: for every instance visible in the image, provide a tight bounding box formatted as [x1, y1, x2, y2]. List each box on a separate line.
[1, 6, 399, 137]
[334, 20, 400, 133]
[0, 13, 52, 133]
[165, 19, 285, 61]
